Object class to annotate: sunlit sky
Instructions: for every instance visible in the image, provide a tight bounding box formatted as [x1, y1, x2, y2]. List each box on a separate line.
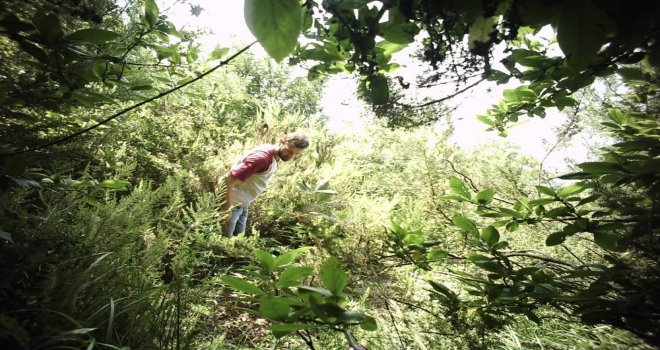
[161, 0, 593, 173]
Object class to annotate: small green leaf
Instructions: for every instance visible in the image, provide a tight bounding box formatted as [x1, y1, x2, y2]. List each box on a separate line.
[0, 230, 14, 244]
[402, 233, 424, 245]
[220, 276, 265, 296]
[536, 185, 556, 197]
[505, 221, 519, 232]
[452, 215, 479, 238]
[378, 7, 418, 44]
[208, 46, 230, 61]
[319, 257, 348, 295]
[476, 189, 495, 204]
[481, 226, 500, 247]
[67, 29, 120, 44]
[360, 315, 378, 331]
[428, 280, 458, 300]
[255, 249, 275, 273]
[528, 198, 556, 207]
[97, 179, 130, 190]
[577, 194, 601, 206]
[370, 74, 389, 105]
[593, 231, 625, 252]
[337, 310, 364, 323]
[186, 46, 199, 64]
[449, 176, 471, 199]
[273, 248, 307, 268]
[499, 208, 524, 218]
[545, 232, 566, 246]
[467, 254, 505, 275]
[553, 96, 578, 110]
[278, 266, 313, 288]
[426, 249, 449, 260]
[492, 241, 509, 250]
[245, 0, 302, 61]
[468, 16, 496, 54]
[557, 182, 591, 198]
[273, 250, 300, 269]
[545, 206, 571, 218]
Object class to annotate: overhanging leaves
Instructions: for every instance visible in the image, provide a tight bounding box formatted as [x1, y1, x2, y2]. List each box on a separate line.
[245, 0, 302, 61]
[555, 1, 610, 71]
[67, 29, 120, 44]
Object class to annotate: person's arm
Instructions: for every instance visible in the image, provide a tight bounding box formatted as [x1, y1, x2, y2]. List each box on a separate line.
[221, 173, 240, 211]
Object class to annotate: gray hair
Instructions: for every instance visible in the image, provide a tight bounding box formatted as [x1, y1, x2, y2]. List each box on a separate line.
[285, 132, 310, 149]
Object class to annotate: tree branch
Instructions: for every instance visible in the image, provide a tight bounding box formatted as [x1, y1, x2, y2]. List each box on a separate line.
[1, 42, 256, 157]
[394, 77, 486, 109]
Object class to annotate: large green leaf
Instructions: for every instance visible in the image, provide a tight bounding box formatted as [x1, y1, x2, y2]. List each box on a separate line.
[578, 162, 624, 174]
[220, 276, 265, 296]
[144, 0, 159, 26]
[245, 0, 302, 61]
[259, 295, 290, 321]
[67, 29, 120, 44]
[557, 182, 591, 198]
[555, 1, 610, 71]
[319, 257, 348, 295]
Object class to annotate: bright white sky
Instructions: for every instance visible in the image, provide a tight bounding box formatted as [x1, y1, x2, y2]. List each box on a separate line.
[161, 0, 594, 174]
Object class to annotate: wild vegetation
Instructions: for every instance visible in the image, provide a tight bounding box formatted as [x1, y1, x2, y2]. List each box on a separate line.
[0, 0, 658, 349]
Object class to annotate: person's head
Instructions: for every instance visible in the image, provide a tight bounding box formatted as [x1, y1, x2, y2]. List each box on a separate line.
[276, 132, 309, 162]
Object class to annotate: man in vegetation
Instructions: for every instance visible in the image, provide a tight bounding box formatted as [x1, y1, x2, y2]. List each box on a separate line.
[220, 132, 309, 237]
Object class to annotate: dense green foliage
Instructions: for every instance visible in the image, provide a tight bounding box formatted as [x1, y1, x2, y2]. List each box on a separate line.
[0, 0, 658, 349]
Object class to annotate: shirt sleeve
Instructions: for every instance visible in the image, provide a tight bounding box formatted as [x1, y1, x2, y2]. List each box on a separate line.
[230, 150, 272, 181]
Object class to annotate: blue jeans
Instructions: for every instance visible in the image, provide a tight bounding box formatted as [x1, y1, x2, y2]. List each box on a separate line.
[225, 205, 248, 237]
